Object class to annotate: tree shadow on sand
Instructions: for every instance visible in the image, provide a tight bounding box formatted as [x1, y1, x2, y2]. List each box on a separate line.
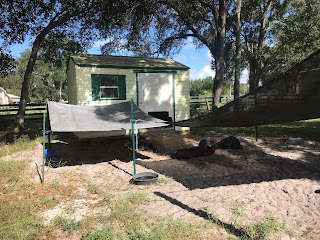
[154, 191, 250, 239]
[45, 137, 150, 168]
[137, 138, 320, 190]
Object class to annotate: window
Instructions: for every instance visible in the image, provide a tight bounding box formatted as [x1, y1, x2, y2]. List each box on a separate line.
[100, 75, 119, 99]
[91, 74, 126, 101]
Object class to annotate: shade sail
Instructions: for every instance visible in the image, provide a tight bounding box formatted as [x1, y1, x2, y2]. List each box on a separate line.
[177, 49, 320, 128]
[48, 101, 168, 132]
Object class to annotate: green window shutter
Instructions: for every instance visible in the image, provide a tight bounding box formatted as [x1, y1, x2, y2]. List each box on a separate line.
[91, 74, 100, 101]
[118, 75, 126, 100]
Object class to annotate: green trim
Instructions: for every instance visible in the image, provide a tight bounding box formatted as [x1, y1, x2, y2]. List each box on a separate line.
[136, 73, 139, 106]
[91, 74, 126, 101]
[91, 74, 100, 101]
[77, 64, 187, 70]
[118, 75, 126, 100]
[173, 74, 176, 124]
[133, 70, 178, 73]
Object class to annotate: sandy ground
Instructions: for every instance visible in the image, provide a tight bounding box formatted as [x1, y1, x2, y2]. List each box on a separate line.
[2, 129, 320, 239]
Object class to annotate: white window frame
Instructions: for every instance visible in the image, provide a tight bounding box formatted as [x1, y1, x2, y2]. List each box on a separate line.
[100, 76, 119, 100]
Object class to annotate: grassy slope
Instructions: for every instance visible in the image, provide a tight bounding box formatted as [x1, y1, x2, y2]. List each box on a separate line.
[227, 119, 320, 142]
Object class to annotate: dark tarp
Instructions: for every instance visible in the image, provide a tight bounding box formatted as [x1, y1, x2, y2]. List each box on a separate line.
[177, 49, 320, 128]
[48, 101, 168, 132]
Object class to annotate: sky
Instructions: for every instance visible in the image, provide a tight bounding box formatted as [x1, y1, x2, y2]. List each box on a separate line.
[7, 38, 249, 83]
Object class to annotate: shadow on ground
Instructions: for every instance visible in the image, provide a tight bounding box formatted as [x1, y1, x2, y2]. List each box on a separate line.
[154, 191, 249, 238]
[137, 137, 320, 190]
[46, 137, 150, 168]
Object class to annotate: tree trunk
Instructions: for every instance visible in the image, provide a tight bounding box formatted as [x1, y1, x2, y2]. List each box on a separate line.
[59, 81, 62, 101]
[13, 6, 89, 132]
[14, 38, 42, 132]
[212, 0, 226, 107]
[249, 60, 256, 92]
[234, 0, 242, 100]
[233, 0, 242, 113]
[249, 60, 262, 92]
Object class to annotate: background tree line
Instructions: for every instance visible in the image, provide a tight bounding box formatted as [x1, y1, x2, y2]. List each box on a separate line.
[0, 0, 319, 131]
[190, 77, 249, 97]
[0, 38, 82, 102]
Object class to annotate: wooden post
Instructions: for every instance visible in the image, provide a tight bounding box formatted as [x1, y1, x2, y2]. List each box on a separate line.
[205, 98, 210, 112]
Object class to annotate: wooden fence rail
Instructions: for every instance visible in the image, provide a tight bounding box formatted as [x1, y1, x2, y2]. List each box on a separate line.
[0, 103, 46, 119]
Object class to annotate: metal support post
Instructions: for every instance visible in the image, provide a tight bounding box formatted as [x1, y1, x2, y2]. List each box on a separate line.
[42, 113, 46, 185]
[130, 100, 136, 175]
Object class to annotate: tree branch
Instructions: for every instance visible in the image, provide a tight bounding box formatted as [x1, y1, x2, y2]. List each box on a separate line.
[158, 33, 196, 52]
[199, 0, 218, 24]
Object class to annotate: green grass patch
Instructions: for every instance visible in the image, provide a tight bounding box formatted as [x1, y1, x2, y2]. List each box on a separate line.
[227, 118, 320, 142]
[53, 216, 83, 233]
[82, 226, 114, 240]
[0, 135, 39, 158]
[0, 159, 76, 240]
[232, 201, 246, 217]
[83, 178, 102, 195]
[243, 216, 283, 240]
[83, 191, 228, 240]
[156, 175, 175, 185]
[0, 160, 25, 184]
[0, 160, 43, 239]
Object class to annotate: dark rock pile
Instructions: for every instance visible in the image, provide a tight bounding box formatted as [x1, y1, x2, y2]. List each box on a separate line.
[171, 135, 242, 160]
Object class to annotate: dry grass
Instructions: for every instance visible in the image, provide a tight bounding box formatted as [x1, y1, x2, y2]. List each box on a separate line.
[0, 159, 76, 240]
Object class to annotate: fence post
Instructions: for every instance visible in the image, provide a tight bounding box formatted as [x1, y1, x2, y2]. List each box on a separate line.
[205, 98, 210, 111]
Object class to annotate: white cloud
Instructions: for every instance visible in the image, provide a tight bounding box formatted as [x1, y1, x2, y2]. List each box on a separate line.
[92, 40, 108, 48]
[182, 37, 197, 50]
[240, 69, 249, 84]
[190, 65, 215, 80]
[206, 50, 212, 63]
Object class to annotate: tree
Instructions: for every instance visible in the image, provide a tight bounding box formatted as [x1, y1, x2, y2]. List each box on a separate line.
[190, 77, 214, 96]
[0, 49, 15, 78]
[265, 0, 320, 81]
[0, 0, 138, 132]
[98, 0, 229, 107]
[241, 0, 290, 91]
[233, 0, 242, 101]
[39, 36, 83, 101]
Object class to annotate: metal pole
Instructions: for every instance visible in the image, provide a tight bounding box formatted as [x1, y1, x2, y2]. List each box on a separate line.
[255, 126, 258, 142]
[46, 105, 51, 150]
[42, 113, 46, 185]
[130, 100, 136, 175]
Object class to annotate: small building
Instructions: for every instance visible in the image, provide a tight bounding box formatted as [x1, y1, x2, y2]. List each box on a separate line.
[7, 94, 20, 104]
[0, 87, 9, 104]
[67, 54, 190, 138]
[0, 87, 20, 104]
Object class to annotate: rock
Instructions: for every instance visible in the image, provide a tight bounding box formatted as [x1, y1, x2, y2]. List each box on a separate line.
[171, 146, 214, 160]
[213, 136, 243, 149]
[198, 137, 215, 150]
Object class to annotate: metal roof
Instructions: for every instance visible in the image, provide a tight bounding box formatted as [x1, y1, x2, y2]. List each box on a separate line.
[71, 54, 189, 70]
